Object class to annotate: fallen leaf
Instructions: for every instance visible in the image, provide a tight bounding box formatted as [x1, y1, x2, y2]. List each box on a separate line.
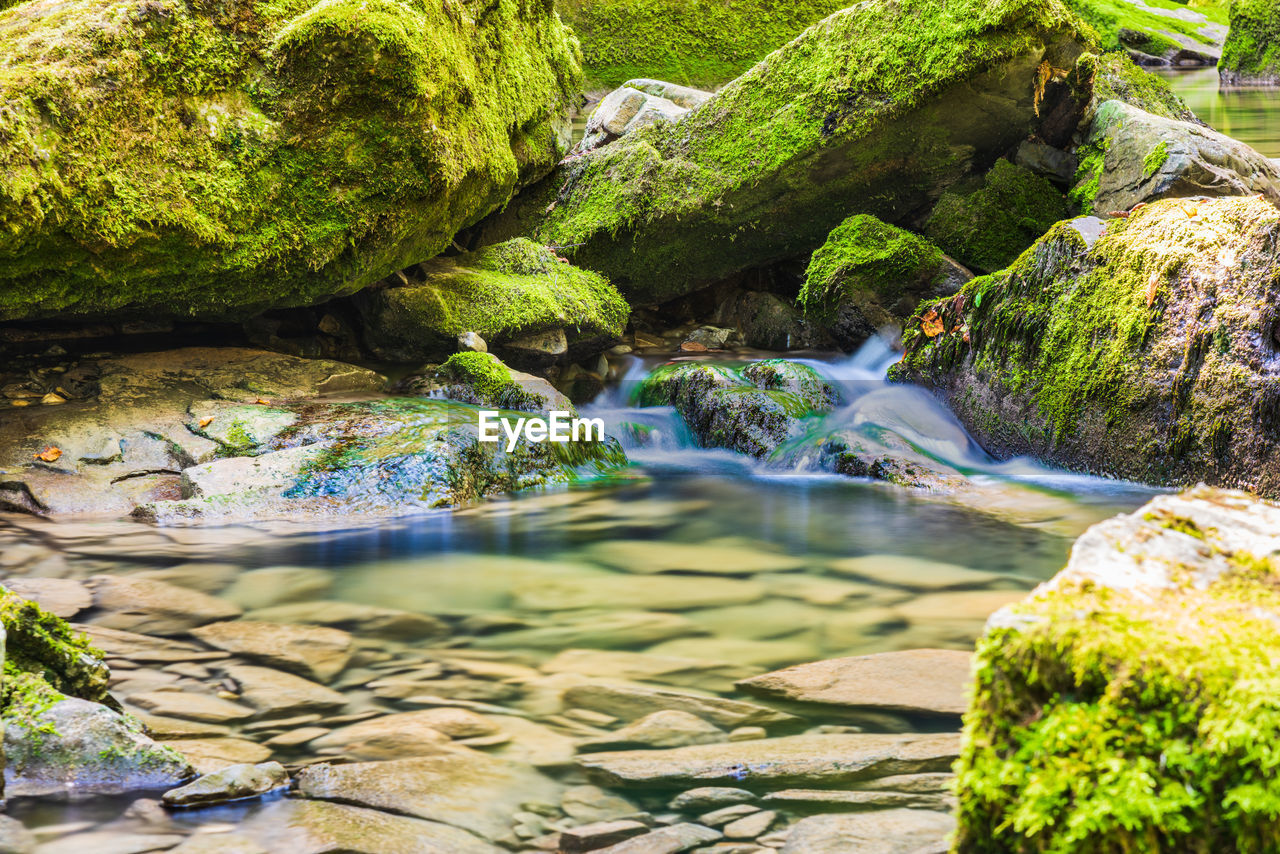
[1182, 203, 1198, 218]
[198, 417, 214, 429]
[920, 309, 945, 338]
[1109, 211, 1129, 219]
[34, 446, 61, 462]
[1145, 273, 1160, 307]
[680, 341, 708, 352]
[963, 329, 972, 344]
[254, 398, 271, 405]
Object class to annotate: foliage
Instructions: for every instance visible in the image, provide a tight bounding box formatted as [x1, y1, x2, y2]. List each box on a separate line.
[924, 159, 1068, 273]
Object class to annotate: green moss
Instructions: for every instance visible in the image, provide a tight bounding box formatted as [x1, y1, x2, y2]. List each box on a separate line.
[1065, 0, 1229, 52]
[489, 0, 1090, 304]
[358, 238, 630, 359]
[0, 588, 110, 712]
[1075, 51, 1197, 120]
[557, 0, 851, 90]
[1220, 0, 1280, 82]
[1067, 133, 1111, 214]
[0, 0, 582, 321]
[1143, 140, 1170, 178]
[958, 554, 1280, 851]
[801, 214, 951, 319]
[924, 159, 1068, 273]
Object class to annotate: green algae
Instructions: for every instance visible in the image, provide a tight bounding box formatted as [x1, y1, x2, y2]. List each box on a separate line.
[924, 159, 1068, 273]
[0, 0, 582, 321]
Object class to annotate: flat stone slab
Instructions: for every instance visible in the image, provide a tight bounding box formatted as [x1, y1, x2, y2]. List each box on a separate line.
[578, 733, 960, 789]
[191, 621, 352, 682]
[221, 663, 347, 716]
[779, 809, 956, 854]
[563, 682, 801, 729]
[735, 649, 972, 716]
[241, 798, 504, 854]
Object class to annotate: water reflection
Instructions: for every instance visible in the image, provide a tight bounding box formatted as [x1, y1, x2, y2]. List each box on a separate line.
[1157, 67, 1280, 157]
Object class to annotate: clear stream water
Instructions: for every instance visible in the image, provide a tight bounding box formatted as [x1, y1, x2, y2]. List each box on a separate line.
[0, 345, 1158, 845]
[1158, 66, 1280, 157]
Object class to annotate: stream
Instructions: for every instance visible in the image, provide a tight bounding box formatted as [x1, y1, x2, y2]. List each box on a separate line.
[0, 344, 1157, 850]
[1157, 66, 1280, 157]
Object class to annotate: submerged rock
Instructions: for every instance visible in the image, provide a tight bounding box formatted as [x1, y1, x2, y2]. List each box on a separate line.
[162, 761, 289, 807]
[800, 215, 971, 348]
[0, 0, 581, 321]
[481, 0, 1088, 303]
[356, 239, 629, 364]
[956, 487, 1280, 850]
[1220, 0, 1280, 84]
[1069, 100, 1280, 214]
[894, 196, 1280, 497]
[780, 809, 955, 854]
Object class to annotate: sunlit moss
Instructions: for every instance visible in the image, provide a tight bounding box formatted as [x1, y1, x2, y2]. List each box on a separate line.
[1220, 0, 1280, 82]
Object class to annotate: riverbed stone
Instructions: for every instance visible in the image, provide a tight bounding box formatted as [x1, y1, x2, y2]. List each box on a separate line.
[561, 785, 646, 823]
[583, 540, 807, 575]
[559, 820, 650, 852]
[825, 555, 1005, 590]
[220, 664, 347, 716]
[579, 710, 728, 751]
[516, 576, 766, 611]
[191, 622, 352, 682]
[563, 683, 801, 729]
[593, 824, 722, 853]
[543, 650, 756, 692]
[671, 788, 758, 812]
[170, 738, 273, 775]
[86, 576, 242, 636]
[0, 578, 91, 619]
[763, 788, 954, 812]
[736, 649, 971, 716]
[5, 697, 193, 797]
[170, 835, 268, 854]
[162, 761, 290, 807]
[296, 754, 562, 840]
[35, 832, 187, 854]
[310, 712, 468, 760]
[128, 692, 256, 724]
[222, 568, 334, 611]
[476, 611, 701, 651]
[244, 601, 449, 641]
[580, 733, 960, 789]
[240, 798, 505, 854]
[779, 810, 956, 854]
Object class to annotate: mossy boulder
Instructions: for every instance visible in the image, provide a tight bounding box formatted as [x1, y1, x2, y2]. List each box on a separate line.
[1074, 51, 1198, 122]
[480, 0, 1090, 305]
[923, 159, 1068, 273]
[1, 589, 111, 709]
[892, 196, 1280, 497]
[1220, 0, 1280, 84]
[355, 239, 630, 362]
[958, 486, 1280, 852]
[800, 215, 971, 350]
[556, 0, 851, 90]
[399, 352, 572, 412]
[1068, 100, 1280, 215]
[0, 0, 581, 322]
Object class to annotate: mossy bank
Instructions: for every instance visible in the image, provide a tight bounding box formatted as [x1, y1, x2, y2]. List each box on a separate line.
[0, 0, 581, 321]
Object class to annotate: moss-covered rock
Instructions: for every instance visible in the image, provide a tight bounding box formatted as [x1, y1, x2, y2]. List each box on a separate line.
[399, 351, 572, 412]
[480, 0, 1089, 304]
[924, 160, 1068, 273]
[556, 0, 851, 90]
[1073, 51, 1198, 121]
[1068, 100, 1280, 214]
[0, 0, 581, 322]
[0, 589, 110, 710]
[800, 215, 970, 349]
[957, 486, 1280, 852]
[892, 196, 1280, 497]
[1220, 0, 1280, 84]
[356, 239, 630, 362]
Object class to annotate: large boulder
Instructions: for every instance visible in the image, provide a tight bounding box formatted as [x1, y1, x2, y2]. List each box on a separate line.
[1069, 100, 1280, 214]
[892, 196, 1280, 498]
[1220, 0, 1280, 84]
[355, 239, 629, 363]
[0, 0, 581, 322]
[555, 0, 850, 89]
[956, 487, 1280, 851]
[799, 214, 971, 350]
[1075, 52, 1199, 122]
[573, 81, 709, 155]
[480, 0, 1089, 304]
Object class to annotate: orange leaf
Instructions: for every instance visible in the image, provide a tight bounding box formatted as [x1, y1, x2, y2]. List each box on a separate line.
[198, 417, 214, 429]
[1145, 273, 1160, 307]
[920, 309, 945, 338]
[680, 341, 708, 352]
[254, 398, 271, 405]
[34, 446, 62, 462]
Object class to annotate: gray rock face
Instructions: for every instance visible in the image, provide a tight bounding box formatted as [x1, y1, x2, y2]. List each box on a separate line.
[578, 733, 960, 789]
[1075, 100, 1280, 214]
[779, 810, 956, 854]
[5, 697, 193, 797]
[713, 290, 835, 351]
[162, 761, 290, 807]
[736, 650, 971, 716]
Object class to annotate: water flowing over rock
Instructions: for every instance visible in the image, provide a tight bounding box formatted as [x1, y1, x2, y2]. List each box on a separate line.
[0, 0, 581, 321]
[479, 0, 1089, 304]
[894, 196, 1280, 498]
[956, 487, 1280, 850]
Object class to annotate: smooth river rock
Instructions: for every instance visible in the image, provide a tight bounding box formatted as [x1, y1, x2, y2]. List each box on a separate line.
[221, 664, 347, 716]
[579, 733, 960, 789]
[779, 809, 956, 854]
[563, 683, 801, 729]
[87, 575, 242, 636]
[162, 761, 289, 807]
[241, 798, 505, 854]
[191, 622, 352, 682]
[736, 649, 972, 716]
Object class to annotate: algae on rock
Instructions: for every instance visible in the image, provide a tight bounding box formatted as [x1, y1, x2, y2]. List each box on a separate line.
[957, 487, 1280, 852]
[356, 239, 630, 362]
[800, 215, 970, 349]
[480, 0, 1090, 304]
[893, 196, 1280, 498]
[1220, 0, 1280, 84]
[0, 0, 582, 321]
